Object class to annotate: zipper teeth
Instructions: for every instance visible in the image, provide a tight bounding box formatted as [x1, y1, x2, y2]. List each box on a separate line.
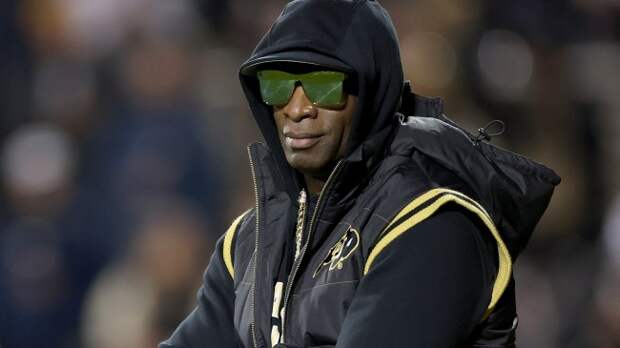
[280, 161, 344, 344]
[279, 190, 307, 345]
[247, 145, 260, 348]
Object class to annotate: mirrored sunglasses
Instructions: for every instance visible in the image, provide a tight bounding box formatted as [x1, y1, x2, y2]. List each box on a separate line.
[257, 70, 347, 108]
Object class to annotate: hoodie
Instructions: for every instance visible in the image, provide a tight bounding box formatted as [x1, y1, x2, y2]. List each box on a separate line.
[161, 1, 560, 347]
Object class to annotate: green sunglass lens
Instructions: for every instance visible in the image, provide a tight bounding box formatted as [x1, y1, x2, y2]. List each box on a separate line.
[303, 80, 344, 107]
[302, 71, 346, 107]
[257, 71, 296, 106]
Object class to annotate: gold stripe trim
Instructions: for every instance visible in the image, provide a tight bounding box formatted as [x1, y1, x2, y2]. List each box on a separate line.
[223, 209, 252, 279]
[364, 188, 512, 317]
[382, 188, 447, 232]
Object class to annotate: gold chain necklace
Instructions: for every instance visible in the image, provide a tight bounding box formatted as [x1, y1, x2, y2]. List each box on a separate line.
[294, 190, 307, 261]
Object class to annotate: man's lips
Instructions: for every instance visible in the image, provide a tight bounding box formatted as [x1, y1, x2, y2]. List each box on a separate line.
[284, 132, 323, 150]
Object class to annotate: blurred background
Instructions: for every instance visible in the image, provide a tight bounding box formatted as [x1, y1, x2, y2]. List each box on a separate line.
[0, 0, 618, 347]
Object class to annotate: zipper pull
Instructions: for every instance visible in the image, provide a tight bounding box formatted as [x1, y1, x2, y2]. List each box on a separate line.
[294, 190, 307, 261]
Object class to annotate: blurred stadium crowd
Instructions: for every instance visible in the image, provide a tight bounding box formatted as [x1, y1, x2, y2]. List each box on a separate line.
[0, 0, 619, 347]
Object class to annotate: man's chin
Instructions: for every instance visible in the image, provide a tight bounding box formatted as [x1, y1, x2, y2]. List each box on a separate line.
[287, 154, 331, 178]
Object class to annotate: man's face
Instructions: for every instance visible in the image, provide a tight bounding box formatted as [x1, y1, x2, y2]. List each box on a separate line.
[273, 85, 356, 179]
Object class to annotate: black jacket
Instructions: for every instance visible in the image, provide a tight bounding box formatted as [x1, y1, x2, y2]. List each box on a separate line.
[161, 1, 560, 347]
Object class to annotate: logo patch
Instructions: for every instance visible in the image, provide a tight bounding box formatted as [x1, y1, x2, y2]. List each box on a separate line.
[313, 226, 360, 278]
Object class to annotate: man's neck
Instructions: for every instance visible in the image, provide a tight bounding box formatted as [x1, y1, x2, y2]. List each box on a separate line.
[304, 174, 325, 195]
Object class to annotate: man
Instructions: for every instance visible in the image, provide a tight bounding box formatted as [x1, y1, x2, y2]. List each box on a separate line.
[161, 0, 560, 347]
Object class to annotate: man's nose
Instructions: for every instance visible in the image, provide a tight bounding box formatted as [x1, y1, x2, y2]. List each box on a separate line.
[282, 85, 318, 122]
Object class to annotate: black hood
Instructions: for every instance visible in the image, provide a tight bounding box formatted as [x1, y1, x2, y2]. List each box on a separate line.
[239, 0, 404, 197]
[394, 89, 561, 258]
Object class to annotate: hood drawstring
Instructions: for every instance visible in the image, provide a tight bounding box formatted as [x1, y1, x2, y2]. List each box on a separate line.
[474, 119, 506, 146]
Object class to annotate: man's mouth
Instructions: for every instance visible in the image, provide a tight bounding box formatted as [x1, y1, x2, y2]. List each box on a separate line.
[284, 132, 322, 150]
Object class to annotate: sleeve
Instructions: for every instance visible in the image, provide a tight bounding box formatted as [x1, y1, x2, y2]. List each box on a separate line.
[334, 205, 496, 348]
[159, 229, 241, 347]
[468, 277, 517, 347]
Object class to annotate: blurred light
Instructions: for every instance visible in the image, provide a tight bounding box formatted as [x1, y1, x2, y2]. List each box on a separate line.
[1, 123, 75, 196]
[401, 32, 457, 91]
[56, 0, 198, 60]
[477, 30, 534, 102]
[56, 0, 145, 58]
[19, 0, 69, 55]
[141, 0, 199, 41]
[566, 42, 620, 104]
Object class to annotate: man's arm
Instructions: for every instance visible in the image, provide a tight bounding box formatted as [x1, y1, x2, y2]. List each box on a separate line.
[159, 233, 239, 348]
[335, 206, 502, 347]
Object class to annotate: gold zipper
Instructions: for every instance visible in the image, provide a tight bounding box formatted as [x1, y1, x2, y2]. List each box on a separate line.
[271, 190, 307, 347]
[279, 161, 344, 344]
[247, 145, 260, 348]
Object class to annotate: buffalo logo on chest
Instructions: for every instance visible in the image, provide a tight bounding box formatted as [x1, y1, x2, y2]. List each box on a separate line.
[313, 225, 360, 278]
